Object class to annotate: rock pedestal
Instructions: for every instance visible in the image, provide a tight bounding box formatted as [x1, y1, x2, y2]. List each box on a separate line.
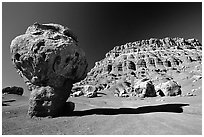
[10, 23, 88, 117]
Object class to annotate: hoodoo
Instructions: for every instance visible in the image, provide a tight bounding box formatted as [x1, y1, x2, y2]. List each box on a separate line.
[10, 23, 88, 117]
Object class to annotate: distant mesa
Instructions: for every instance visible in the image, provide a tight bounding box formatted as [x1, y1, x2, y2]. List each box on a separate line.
[10, 22, 88, 117]
[72, 37, 202, 98]
[2, 86, 24, 96]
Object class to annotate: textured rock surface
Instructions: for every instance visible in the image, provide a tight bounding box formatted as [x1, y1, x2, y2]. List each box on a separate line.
[71, 85, 97, 98]
[72, 37, 202, 97]
[2, 86, 24, 96]
[109, 80, 131, 97]
[155, 80, 181, 96]
[133, 79, 156, 98]
[10, 23, 88, 117]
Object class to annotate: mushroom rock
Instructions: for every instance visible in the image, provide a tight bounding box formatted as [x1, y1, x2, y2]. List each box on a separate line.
[10, 23, 88, 117]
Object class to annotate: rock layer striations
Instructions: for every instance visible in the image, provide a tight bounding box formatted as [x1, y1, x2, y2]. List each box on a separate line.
[10, 23, 88, 117]
[73, 37, 202, 97]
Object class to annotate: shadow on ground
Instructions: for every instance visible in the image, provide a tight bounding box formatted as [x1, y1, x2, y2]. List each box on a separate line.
[2, 99, 16, 106]
[58, 103, 189, 117]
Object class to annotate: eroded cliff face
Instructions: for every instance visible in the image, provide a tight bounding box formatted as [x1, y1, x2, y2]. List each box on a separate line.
[10, 23, 88, 117]
[72, 37, 202, 98]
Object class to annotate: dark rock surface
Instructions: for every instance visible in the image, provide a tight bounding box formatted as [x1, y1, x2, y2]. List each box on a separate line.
[72, 37, 202, 97]
[10, 23, 88, 117]
[2, 86, 24, 96]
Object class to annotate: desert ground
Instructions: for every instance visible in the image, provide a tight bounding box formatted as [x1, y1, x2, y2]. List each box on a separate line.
[2, 73, 202, 135]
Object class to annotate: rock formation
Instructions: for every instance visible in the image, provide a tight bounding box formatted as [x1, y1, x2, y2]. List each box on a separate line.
[133, 79, 156, 98]
[10, 23, 88, 117]
[71, 85, 97, 98]
[72, 37, 202, 97]
[2, 86, 24, 96]
[155, 80, 181, 96]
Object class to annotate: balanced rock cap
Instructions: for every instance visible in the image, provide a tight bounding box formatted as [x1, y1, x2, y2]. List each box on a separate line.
[10, 22, 88, 89]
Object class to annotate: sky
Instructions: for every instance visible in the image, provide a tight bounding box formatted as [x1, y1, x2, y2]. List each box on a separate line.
[2, 2, 202, 92]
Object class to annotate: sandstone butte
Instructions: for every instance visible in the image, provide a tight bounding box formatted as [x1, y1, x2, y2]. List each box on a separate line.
[10, 23, 88, 117]
[72, 37, 202, 98]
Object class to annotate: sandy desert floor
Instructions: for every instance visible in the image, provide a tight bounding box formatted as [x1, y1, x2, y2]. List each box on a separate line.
[2, 76, 202, 135]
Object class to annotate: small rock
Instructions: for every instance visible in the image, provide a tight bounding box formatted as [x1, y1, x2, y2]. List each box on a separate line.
[186, 92, 195, 96]
[121, 94, 129, 97]
[192, 75, 202, 81]
[114, 94, 119, 97]
[85, 91, 97, 98]
[191, 89, 196, 92]
[72, 90, 84, 97]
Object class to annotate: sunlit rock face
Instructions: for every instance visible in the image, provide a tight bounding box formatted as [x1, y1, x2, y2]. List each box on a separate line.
[10, 23, 88, 117]
[73, 37, 202, 97]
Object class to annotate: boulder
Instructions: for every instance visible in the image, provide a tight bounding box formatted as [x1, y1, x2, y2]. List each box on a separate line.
[71, 85, 84, 97]
[133, 79, 156, 98]
[109, 80, 131, 97]
[71, 84, 97, 98]
[155, 80, 181, 96]
[10, 23, 88, 117]
[83, 85, 97, 98]
[2, 86, 24, 96]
